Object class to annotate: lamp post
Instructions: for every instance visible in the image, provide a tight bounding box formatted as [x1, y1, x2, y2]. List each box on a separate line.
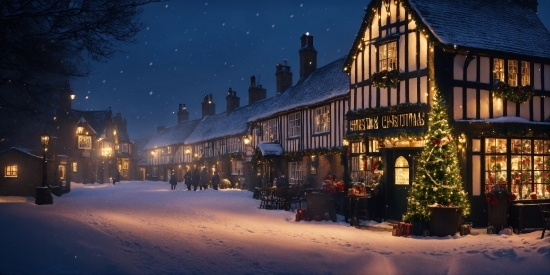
[35, 128, 53, 205]
[40, 129, 50, 187]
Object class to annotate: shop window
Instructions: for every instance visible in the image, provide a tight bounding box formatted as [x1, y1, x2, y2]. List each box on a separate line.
[4, 165, 17, 177]
[231, 160, 243, 175]
[288, 162, 303, 184]
[534, 140, 550, 199]
[508, 60, 518, 86]
[351, 141, 366, 154]
[379, 41, 397, 71]
[288, 112, 301, 138]
[152, 167, 158, 177]
[493, 58, 504, 82]
[313, 106, 330, 133]
[394, 156, 409, 185]
[58, 165, 66, 181]
[184, 147, 192, 162]
[368, 139, 380, 153]
[483, 138, 550, 200]
[521, 61, 530, 86]
[72, 162, 78, 172]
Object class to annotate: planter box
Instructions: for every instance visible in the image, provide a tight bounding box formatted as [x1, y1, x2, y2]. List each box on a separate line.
[487, 192, 509, 231]
[428, 206, 461, 237]
[35, 187, 53, 205]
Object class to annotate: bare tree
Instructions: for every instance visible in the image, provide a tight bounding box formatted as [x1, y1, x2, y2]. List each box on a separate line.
[0, 0, 165, 111]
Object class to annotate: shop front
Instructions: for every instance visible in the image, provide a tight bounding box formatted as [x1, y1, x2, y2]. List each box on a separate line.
[347, 108, 428, 221]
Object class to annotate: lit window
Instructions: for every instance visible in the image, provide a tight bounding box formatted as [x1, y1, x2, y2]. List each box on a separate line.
[379, 41, 397, 71]
[508, 60, 518, 86]
[4, 165, 17, 177]
[314, 106, 330, 133]
[122, 143, 128, 153]
[262, 119, 278, 142]
[72, 162, 78, 172]
[288, 112, 301, 137]
[228, 137, 240, 153]
[231, 160, 243, 175]
[521, 61, 530, 86]
[493, 58, 504, 82]
[288, 162, 303, 184]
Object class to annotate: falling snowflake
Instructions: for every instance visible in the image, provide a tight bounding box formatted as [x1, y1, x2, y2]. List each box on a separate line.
[300, 3, 303, 7]
[271, 24, 275, 28]
[149, 91, 153, 95]
[126, 56, 129, 59]
[256, 13, 259, 16]
[165, 4, 168, 8]
[205, 2, 208, 5]
[246, 30, 250, 34]
[175, 49, 178, 52]
[85, 96, 89, 99]
[120, 71, 123, 73]
[146, 27, 150, 30]
[102, 80, 106, 83]
[222, 23, 225, 26]
[149, 62, 153, 66]
[290, 15, 294, 18]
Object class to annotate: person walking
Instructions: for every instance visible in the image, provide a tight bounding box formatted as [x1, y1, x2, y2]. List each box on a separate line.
[211, 171, 220, 190]
[192, 167, 200, 191]
[200, 167, 209, 190]
[169, 172, 177, 190]
[184, 170, 192, 191]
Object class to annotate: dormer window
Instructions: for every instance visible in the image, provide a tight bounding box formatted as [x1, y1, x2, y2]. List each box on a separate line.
[379, 41, 397, 71]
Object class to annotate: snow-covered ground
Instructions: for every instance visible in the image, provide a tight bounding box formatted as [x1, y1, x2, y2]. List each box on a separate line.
[1, 181, 549, 275]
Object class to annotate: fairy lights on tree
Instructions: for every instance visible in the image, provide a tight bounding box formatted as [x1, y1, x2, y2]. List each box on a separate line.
[404, 89, 470, 221]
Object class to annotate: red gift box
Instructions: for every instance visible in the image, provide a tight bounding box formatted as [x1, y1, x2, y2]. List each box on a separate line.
[402, 223, 413, 237]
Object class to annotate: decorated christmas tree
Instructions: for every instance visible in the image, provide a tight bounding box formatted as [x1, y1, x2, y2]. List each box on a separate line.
[403, 89, 470, 221]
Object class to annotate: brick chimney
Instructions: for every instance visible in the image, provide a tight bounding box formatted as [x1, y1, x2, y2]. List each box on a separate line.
[177, 103, 189, 123]
[523, 0, 537, 12]
[201, 94, 216, 118]
[226, 88, 240, 115]
[275, 60, 292, 93]
[299, 32, 317, 81]
[248, 75, 266, 104]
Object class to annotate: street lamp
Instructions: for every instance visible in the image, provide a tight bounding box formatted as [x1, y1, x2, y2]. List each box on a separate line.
[40, 128, 50, 187]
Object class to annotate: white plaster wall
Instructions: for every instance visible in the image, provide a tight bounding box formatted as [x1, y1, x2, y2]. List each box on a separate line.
[390, 87, 397, 106]
[453, 87, 462, 119]
[544, 97, 550, 120]
[533, 96, 541, 121]
[492, 97, 503, 118]
[399, 36, 406, 73]
[534, 63, 541, 90]
[520, 101, 529, 120]
[544, 65, 550, 91]
[351, 58, 357, 85]
[472, 155, 481, 196]
[480, 89, 489, 119]
[467, 58, 476, 82]
[467, 88, 477, 119]
[419, 34, 428, 70]
[480, 57, 490, 84]
[409, 78, 418, 103]
[380, 89, 388, 107]
[506, 101, 516, 116]
[371, 85, 377, 107]
[454, 55, 466, 80]
[408, 32, 416, 72]
[357, 51, 364, 83]
[400, 81, 406, 103]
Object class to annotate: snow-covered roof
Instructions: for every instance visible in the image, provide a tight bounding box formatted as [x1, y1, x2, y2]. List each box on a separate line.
[143, 119, 201, 150]
[248, 57, 349, 122]
[0, 147, 42, 159]
[456, 116, 550, 125]
[257, 142, 283, 156]
[70, 109, 109, 136]
[345, 0, 550, 69]
[408, 0, 550, 59]
[184, 112, 232, 145]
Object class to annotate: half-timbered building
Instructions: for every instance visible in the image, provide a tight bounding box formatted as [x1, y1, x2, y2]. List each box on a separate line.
[344, 0, 550, 225]
[248, 33, 349, 187]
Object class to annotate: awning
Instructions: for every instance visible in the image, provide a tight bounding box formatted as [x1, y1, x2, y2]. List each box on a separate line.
[257, 142, 283, 157]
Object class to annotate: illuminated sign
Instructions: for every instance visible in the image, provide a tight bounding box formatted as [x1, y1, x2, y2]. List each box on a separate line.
[77, 135, 92, 150]
[350, 112, 426, 131]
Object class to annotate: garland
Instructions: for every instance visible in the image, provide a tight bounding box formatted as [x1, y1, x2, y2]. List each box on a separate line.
[283, 147, 343, 158]
[371, 69, 400, 88]
[492, 81, 534, 104]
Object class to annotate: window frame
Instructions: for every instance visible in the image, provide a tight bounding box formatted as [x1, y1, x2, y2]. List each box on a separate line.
[288, 112, 301, 138]
[4, 165, 17, 177]
[313, 106, 330, 134]
[288, 161, 303, 184]
[378, 41, 397, 71]
[231, 160, 243, 175]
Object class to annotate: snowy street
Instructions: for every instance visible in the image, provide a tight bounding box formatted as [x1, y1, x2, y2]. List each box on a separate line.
[1, 181, 549, 275]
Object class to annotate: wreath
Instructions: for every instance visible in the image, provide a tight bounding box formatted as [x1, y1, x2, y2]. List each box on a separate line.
[492, 81, 534, 104]
[371, 69, 399, 89]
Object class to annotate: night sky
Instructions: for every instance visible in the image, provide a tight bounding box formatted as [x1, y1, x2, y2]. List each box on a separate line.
[70, 0, 550, 140]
